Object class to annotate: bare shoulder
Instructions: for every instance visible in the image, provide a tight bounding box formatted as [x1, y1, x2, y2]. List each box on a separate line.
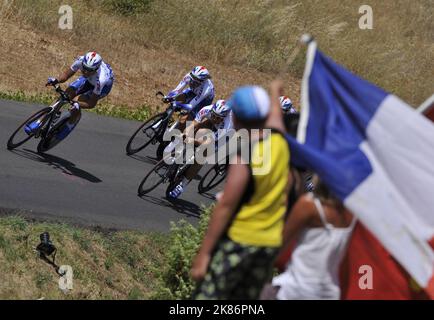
[291, 193, 317, 217]
[296, 193, 315, 206]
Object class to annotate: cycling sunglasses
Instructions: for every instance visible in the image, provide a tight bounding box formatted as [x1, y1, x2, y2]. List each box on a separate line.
[190, 79, 202, 87]
[190, 75, 204, 85]
[82, 65, 98, 73]
[210, 112, 225, 121]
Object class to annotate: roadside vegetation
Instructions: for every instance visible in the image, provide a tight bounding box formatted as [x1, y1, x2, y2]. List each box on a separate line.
[0, 90, 153, 121]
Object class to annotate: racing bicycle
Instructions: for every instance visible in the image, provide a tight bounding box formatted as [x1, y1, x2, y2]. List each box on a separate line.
[7, 84, 80, 153]
[125, 92, 192, 159]
[137, 141, 196, 198]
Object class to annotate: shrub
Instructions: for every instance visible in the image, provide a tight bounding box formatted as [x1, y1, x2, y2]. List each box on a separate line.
[152, 206, 212, 300]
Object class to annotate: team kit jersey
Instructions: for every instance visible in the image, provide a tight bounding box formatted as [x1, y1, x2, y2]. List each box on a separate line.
[70, 56, 114, 97]
[286, 105, 298, 114]
[169, 73, 215, 111]
[195, 105, 234, 140]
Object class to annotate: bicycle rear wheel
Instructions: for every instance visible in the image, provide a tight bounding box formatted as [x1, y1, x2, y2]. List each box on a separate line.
[7, 107, 52, 150]
[198, 163, 228, 194]
[126, 113, 167, 155]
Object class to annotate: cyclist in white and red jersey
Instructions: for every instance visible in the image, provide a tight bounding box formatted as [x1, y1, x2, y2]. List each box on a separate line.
[194, 102, 234, 134]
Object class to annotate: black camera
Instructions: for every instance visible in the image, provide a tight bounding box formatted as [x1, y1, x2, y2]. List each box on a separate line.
[36, 232, 56, 257]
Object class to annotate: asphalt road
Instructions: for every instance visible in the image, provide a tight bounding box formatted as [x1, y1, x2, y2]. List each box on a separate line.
[0, 99, 219, 232]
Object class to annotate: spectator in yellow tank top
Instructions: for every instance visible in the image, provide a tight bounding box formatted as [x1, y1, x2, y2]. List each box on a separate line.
[191, 80, 293, 300]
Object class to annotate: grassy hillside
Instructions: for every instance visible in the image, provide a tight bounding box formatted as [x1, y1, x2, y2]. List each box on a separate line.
[1, 0, 432, 109]
[0, 207, 212, 300]
[0, 215, 167, 299]
[0, 0, 298, 110]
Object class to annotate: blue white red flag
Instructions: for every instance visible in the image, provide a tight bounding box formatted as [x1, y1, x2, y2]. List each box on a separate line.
[286, 40, 434, 298]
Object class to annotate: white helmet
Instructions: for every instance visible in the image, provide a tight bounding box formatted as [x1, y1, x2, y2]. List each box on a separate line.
[83, 51, 102, 72]
[279, 96, 297, 113]
[211, 100, 230, 117]
[190, 66, 210, 82]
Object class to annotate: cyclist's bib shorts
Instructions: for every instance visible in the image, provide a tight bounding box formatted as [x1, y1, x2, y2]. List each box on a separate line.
[69, 76, 113, 99]
[183, 89, 214, 115]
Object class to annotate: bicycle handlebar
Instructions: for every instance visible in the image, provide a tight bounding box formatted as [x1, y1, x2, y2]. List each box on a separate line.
[50, 84, 73, 104]
[156, 91, 192, 113]
[156, 91, 165, 99]
[157, 90, 183, 104]
[171, 101, 193, 112]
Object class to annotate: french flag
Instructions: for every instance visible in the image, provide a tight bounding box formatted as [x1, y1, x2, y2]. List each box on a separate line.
[418, 94, 434, 122]
[286, 38, 434, 299]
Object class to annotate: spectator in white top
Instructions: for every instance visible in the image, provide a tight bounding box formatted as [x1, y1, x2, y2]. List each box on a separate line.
[261, 175, 356, 300]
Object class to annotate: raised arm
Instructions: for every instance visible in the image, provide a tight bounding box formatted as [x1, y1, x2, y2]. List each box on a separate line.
[266, 79, 287, 133]
[167, 73, 190, 98]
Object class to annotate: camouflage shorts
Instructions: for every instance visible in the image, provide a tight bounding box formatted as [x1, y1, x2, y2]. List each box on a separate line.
[193, 237, 279, 300]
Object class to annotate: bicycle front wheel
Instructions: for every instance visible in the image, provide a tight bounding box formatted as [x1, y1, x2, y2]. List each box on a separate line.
[126, 113, 167, 155]
[198, 163, 228, 194]
[138, 158, 175, 196]
[37, 112, 80, 153]
[7, 107, 52, 150]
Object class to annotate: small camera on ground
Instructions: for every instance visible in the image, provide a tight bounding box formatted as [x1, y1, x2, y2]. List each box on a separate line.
[36, 232, 56, 257]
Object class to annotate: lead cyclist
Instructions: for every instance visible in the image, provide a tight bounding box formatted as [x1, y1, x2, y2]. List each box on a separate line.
[26, 51, 114, 140]
[167, 100, 233, 199]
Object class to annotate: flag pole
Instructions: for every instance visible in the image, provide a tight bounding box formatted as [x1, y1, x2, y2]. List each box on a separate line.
[300, 34, 314, 45]
[297, 34, 317, 144]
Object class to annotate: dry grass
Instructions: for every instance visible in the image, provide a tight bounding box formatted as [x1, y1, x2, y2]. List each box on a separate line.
[143, 0, 433, 104]
[0, 0, 298, 110]
[1, 0, 432, 108]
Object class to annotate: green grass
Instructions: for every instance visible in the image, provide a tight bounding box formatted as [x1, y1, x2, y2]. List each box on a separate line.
[0, 90, 153, 122]
[0, 207, 213, 299]
[0, 210, 214, 299]
[0, 91, 55, 106]
[91, 103, 152, 121]
[150, 206, 212, 299]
